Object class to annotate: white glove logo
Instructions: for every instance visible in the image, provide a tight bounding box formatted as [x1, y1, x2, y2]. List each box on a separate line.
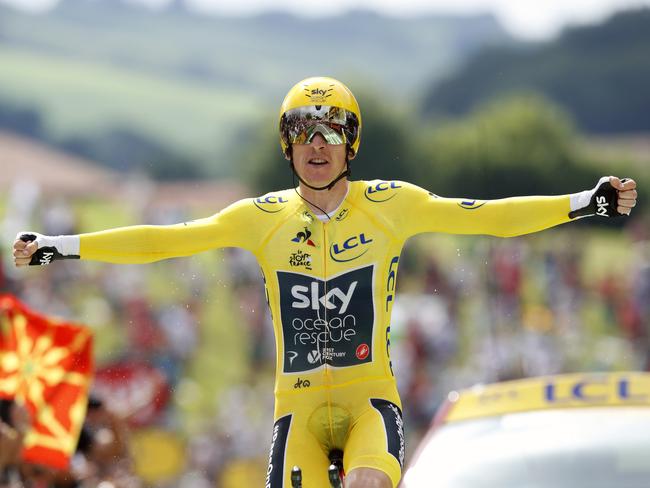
[596, 195, 609, 217]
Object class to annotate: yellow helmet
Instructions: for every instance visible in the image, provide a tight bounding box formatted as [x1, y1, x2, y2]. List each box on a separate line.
[279, 76, 362, 158]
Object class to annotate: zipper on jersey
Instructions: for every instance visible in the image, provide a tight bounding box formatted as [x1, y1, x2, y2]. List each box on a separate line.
[322, 217, 331, 377]
[321, 218, 338, 448]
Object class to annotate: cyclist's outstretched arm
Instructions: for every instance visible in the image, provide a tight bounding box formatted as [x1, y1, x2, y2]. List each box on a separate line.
[13, 199, 258, 267]
[399, 176, 637, 238]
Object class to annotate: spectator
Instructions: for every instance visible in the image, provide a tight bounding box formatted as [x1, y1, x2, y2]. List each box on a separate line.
[1, 400, 30, 487]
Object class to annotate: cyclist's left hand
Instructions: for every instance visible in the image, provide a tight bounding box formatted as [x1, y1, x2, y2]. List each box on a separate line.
[610, 176, 637, 216]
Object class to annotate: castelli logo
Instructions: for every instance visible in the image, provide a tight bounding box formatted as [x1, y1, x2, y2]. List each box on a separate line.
[356, 343, 369, 360]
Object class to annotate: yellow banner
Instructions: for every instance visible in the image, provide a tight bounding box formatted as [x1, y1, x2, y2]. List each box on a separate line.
[445, 372, 650, 422]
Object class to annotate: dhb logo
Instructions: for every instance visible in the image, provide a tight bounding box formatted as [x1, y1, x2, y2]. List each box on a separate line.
[294, 377, 311, 389]
[254, 195, 289, 213]
[596, 195, 609, 217]
[329, 233, 373, 263]
[364, 181, 402, 202]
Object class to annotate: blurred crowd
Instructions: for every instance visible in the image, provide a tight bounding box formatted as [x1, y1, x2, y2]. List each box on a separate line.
[1, 185, 649, 487]
[1, 396, 137, 488]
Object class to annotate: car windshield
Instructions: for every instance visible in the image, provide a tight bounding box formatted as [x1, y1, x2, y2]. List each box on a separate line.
[403, 408, 650, 488]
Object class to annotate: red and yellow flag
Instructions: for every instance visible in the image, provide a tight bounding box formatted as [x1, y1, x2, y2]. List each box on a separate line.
[0, 294, 93, 469]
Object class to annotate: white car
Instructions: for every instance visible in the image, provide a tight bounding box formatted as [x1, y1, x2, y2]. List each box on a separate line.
[401, 372, 650, 488]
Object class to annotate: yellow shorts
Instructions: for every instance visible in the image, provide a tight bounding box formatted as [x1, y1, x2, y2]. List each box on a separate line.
[265, 378, 404, 487]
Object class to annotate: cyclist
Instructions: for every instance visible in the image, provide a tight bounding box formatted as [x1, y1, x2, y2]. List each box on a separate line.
[13, 77, 638, 488]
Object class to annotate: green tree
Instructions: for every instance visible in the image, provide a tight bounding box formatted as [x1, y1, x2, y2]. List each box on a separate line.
[413, 93, 594, 198]
[422, 8, 650, 134]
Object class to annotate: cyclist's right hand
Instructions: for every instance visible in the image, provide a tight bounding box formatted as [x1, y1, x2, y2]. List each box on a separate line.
[13, 234, 39, 267]
[13, 232, 80, 266]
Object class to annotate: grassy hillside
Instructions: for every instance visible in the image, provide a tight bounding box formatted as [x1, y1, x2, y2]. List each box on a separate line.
[0, 1, 510, 177]
[0, 46, 260, 175]
[0, 2, 509, 94]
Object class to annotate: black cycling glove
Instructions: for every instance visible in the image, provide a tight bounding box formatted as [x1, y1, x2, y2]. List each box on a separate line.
[19, 233, 80, 266]
[568, 177, 629, 219]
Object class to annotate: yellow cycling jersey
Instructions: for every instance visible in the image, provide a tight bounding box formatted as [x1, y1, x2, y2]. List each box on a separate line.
[79, 180, 571, 396]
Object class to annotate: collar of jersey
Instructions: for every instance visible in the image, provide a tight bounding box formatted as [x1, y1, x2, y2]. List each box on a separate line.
[298, 181, 362, 222]
[311, 184, 352, 221]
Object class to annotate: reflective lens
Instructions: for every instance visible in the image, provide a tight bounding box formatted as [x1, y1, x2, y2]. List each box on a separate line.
[280, 105, 359, 148]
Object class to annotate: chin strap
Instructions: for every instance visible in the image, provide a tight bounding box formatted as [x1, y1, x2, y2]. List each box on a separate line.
[291, 173, 331, 220]
[291, 163, 349, 191]
[289, 155, 351, 191]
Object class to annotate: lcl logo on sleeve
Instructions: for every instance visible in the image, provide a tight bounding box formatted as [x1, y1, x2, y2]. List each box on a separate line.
[277, 266, 375, 373]
[364, 181, 402, 202]
[254, 194, 289, 213]
[457, 200, 486, 210]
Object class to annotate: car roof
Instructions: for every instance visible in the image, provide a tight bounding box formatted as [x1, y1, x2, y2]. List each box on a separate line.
[438, 371, 650, 424]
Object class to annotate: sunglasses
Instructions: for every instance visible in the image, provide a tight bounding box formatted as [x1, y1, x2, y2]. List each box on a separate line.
[280, 105, 359, 147]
